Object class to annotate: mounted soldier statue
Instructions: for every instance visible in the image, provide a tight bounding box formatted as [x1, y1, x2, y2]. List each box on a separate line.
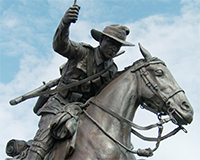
[26, 4, 135, 160]
[6, 2, 135, 160]
[6, 1, 193, 160]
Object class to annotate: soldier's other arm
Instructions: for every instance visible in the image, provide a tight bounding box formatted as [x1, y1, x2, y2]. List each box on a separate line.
[53, 5, 80, 59]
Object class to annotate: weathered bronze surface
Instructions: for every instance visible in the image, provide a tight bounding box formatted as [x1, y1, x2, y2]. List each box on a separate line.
[6, 44, 194, 160]
[5, 2, 194, 160]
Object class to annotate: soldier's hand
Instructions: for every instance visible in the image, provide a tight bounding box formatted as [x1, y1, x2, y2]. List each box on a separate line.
[62, 5, 80, 24]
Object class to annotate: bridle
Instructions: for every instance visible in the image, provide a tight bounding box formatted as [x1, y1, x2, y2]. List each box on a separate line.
[83, 59, 188, 157]
[136, 60, 187, 124]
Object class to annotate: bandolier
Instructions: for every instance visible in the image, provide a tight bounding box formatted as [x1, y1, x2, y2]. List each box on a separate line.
[36, 42, 117, 116]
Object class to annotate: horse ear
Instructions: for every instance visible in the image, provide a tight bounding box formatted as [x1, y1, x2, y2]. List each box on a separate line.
[138, 43, 152, 61]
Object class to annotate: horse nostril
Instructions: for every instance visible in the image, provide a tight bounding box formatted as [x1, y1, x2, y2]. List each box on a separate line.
[181, 101, 190, 110]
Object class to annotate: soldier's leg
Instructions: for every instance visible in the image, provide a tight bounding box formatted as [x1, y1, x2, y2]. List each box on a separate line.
[25, 113, 55, 160]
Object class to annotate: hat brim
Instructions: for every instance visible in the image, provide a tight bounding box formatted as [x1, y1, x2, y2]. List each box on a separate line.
[91, 29, 135, 46]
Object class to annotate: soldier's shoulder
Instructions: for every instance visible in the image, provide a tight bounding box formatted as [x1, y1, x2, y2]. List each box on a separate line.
[80, 42, 95, 50]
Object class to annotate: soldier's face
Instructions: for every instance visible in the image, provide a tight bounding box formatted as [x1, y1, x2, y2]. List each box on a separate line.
[99, 36, 122, 60]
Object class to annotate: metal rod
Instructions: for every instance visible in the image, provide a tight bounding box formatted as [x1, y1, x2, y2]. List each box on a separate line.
[74, 0, 77, 5]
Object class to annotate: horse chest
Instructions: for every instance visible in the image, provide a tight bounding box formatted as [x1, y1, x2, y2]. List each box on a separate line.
[90, 134, 136, 160]
[90, 134, 121, 159]
[77, 125, 133, 160]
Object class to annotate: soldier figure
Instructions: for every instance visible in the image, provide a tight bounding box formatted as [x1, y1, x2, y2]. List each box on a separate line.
[25, 4, 134, 160]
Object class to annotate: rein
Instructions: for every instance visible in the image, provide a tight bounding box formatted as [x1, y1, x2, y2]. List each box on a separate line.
[85, 101, 183, 157]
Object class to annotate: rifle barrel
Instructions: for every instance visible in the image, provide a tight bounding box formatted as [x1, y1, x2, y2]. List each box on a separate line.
[9, 78, 60, 105]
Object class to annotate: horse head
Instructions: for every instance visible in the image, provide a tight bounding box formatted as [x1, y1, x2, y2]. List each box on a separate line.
[137, 43, 193, 126]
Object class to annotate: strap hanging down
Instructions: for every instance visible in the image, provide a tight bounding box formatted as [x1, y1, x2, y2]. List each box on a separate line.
[90, 101, 171, 130]
[86, 101, 184, 157]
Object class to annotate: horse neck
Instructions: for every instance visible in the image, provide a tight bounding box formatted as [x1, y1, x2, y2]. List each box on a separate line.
[87, 68, 139, 144]
[96, 70, 139, 119]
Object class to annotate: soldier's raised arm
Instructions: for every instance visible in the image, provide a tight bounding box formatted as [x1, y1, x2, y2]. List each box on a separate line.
[53, 5, 80, 58]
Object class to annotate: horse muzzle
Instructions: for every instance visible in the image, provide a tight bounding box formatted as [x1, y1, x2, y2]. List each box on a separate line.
[165, 92, 194, 125]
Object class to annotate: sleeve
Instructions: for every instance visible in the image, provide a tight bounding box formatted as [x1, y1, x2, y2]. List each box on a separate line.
[52, 20, 87, 61]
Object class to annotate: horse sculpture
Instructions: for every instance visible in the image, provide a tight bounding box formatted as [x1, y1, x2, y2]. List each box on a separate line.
[5, 44, 194, 160]
[42, 43, 193, 160]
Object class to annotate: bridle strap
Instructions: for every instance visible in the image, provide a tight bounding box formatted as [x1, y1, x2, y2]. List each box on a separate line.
[85, 101, 183, 157]
[139, 64, 185, 104]
[83, 109, 138, 155]
[90, 101, 182, 142]
[90, 101, 171, 130]
[165, 89, 185, 102]
[83, 109, 155, 157]
[132, 60, 185, 105]
[138, 62, 187, 126]
[131, 125, 182, 142]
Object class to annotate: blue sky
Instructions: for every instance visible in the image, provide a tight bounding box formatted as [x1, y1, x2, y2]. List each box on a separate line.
[0, 0, 183, 83]
[0, 0, 200, 159]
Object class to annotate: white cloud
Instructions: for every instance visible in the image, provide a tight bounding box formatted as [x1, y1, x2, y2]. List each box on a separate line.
[4, 19, 18, 28]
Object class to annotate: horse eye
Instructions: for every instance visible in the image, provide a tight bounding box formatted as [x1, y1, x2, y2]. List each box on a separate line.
[155, 69, 164, 76]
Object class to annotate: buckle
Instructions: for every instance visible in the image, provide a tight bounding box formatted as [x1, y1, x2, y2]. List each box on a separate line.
[167, 107, 175, 115]
[167, 107, 178, 124]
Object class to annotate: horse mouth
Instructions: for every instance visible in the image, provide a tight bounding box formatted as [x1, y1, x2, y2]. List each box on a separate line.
[168, 107, 193, 125]
[142, 100, 193, 125]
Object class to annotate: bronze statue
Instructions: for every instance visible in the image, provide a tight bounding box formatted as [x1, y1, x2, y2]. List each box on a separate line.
[6, 43, 194, 160]
[42, 44, 193, 160]
[5, 2, 194, 160]
[7, 3, 134, 160]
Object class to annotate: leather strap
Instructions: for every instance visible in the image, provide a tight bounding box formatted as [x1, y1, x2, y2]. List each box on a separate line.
[12, 64, 113, 103]
[90, 101, 171, 130]
[85, 100, 183, 157]
[90, 101, 182, 142]
[131, 126, 182, 142]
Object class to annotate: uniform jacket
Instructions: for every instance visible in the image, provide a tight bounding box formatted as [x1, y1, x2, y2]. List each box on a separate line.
[37, 21, 117, 115]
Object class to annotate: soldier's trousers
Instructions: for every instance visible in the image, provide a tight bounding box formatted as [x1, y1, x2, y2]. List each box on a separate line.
[26, 113, 55, 160]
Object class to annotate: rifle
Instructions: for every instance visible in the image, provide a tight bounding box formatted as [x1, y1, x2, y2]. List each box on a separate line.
[9, 49, 125, 106]
[9, 78, 60, 105]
